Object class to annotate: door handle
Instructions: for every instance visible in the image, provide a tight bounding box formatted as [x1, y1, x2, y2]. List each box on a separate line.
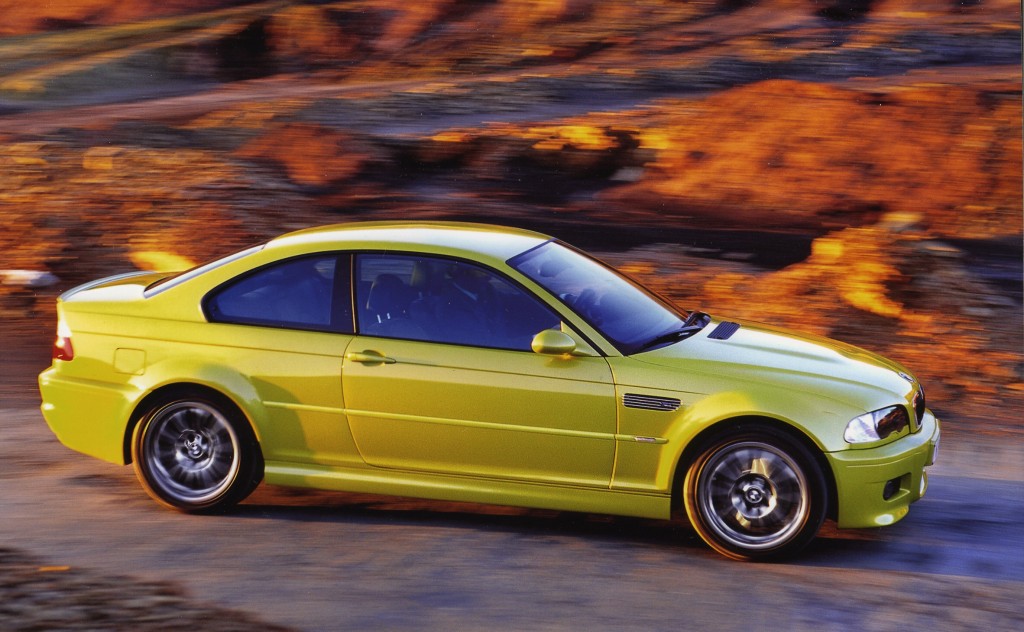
[346, 350, 397, 365]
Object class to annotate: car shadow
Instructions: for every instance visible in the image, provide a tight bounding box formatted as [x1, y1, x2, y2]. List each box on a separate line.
[235, 483, 708, 553]
[224, 475, 1024, 582]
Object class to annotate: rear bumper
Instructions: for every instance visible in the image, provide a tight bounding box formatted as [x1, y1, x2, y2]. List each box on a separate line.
[38, 366, 136, 465]
[827, 409, 940, 528]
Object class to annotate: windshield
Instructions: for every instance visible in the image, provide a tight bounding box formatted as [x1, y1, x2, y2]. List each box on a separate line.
[509, 241, 688, 355]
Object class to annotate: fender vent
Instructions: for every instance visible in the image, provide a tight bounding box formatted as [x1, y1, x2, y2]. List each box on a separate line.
[623, 393, 681, 412]
[708, 321, 741, 340]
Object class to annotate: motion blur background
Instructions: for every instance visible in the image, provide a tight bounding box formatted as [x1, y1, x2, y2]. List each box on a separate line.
[0, 0, 1021, 437]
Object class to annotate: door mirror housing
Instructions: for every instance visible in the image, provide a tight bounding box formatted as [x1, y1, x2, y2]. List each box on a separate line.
[531, 329, 577, 356]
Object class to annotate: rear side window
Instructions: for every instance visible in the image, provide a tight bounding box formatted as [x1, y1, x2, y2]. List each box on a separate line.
[205, 255, 353, 333]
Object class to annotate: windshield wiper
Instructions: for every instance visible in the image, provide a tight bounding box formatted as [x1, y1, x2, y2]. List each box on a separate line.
[635, 312, 711, 353]
[683, 310, 711, 328]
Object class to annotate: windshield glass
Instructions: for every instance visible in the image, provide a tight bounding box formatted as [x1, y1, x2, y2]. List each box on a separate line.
[509, 241, 687, 354]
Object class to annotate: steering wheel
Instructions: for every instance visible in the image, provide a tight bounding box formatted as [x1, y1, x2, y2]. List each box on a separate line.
[573, 289, 602, 324]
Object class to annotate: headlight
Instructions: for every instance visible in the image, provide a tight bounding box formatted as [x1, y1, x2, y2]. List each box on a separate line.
[844, 406, 910, 444]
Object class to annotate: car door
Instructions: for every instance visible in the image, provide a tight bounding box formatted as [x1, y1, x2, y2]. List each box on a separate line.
[341, 253, 617, 487]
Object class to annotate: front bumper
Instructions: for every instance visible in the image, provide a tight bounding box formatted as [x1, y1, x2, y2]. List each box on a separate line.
[826, 409, 940, 528]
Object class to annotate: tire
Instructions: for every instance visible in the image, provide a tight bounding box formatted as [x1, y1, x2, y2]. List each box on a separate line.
[131, 393, 262, 513]
[682, 426, 826, 561]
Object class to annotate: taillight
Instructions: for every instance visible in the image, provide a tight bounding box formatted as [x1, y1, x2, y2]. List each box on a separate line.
[53, 321, 74, 361]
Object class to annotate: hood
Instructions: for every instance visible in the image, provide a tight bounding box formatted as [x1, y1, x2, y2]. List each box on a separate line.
[632, 318, 917, 414]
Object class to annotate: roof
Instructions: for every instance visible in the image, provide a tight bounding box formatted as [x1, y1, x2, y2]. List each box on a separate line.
[268, 221, 552, 262]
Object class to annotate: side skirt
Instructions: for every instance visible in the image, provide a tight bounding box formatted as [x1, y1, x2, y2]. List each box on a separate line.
[264, 461, 671, 520]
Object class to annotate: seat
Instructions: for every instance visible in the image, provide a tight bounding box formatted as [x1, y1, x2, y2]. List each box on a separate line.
[365, 274, 411, 323]
[363, 274, 428, 339]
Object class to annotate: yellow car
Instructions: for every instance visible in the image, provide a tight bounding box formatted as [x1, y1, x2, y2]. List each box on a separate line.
[39, 222, 939, 560]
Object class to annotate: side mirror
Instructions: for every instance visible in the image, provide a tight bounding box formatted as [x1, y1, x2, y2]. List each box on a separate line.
[531, 329, 577, 356]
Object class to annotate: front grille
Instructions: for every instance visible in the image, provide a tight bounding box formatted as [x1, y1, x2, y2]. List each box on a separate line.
[913, 387, 926, 423]
[623, 393, 681, 412]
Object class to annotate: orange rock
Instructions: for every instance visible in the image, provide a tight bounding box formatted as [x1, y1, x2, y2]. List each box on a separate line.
[266, 5, 357, 68]
[0, 0, 241, 36]
[235, 124, 373, 187]
[606, 80, 1021, 239]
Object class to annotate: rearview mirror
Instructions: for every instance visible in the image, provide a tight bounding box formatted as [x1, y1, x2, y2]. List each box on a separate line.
[531, 329, 577, 356]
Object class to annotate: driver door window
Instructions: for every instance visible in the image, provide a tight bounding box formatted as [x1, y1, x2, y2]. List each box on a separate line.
[355, 254, 560, 350]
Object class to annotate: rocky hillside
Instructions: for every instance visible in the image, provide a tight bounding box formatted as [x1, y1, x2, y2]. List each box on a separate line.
[0, 0, 1020, 432]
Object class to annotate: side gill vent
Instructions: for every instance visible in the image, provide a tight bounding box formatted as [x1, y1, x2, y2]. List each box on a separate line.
[623, 393, 681, 412]
[708, 321, 741, 340]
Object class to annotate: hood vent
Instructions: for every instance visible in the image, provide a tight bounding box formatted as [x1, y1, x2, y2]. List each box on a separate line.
[623, 393, 681, 412]
[708, 321, 741, 340]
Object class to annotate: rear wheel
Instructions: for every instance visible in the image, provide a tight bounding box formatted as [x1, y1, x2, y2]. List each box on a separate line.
[131, 393, 262, 513]
[683, 427, 826, 561]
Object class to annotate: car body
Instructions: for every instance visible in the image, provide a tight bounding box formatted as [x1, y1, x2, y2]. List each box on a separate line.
[39, 221, 940, 560]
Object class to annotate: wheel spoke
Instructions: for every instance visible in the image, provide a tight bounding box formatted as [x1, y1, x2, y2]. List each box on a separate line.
[156, 421, 180, 446]
[194, 468, 214, 488]
[166, 462, 186, 481]
[196, 409, 217, 433]
[169, 410, 191, 434]
[715, 451, 750, 481]
[749, 455, 773, 477]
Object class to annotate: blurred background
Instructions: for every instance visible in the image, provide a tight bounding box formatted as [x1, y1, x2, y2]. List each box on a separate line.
[0, 0, 1020, 437]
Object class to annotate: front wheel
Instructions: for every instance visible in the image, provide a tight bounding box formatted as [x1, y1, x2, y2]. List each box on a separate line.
[131, 393, 262, 513]
[683, 428, 826, 561]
